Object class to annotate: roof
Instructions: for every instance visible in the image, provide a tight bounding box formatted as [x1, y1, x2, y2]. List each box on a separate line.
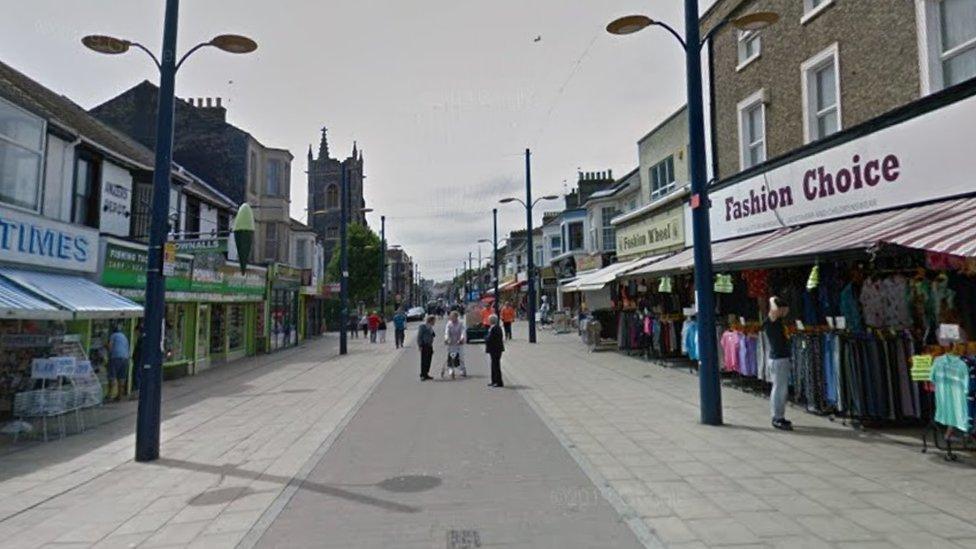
[0, 60, 160, 172]
[637, 104, 688, 145]
[583, 167, 641, 204]
[178, 165, 237, 210]
[290, 218, 316, 233]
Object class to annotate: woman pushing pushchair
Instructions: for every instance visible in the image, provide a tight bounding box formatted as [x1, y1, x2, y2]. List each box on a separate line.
[442, 310, 467, 379]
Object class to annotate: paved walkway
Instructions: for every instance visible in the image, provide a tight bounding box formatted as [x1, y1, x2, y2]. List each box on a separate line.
[253, 322, 641, 548]
[0, 334, 400, 548]
[504, 324, 976, 548]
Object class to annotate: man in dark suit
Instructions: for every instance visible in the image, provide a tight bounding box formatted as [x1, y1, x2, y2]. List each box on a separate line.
[418, 315, 436, 381]
[485, 314, 505, 388]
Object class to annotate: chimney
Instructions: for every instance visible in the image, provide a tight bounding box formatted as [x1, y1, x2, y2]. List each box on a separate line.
[206, 97, 212, 107]
[194, 96, 227, 123]
[609, 169, 613, 180]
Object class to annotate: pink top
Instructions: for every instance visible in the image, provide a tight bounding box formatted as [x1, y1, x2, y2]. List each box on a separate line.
[720, 330, 741, 373]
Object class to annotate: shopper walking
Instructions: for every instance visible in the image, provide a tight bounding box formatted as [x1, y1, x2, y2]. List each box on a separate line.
[418, 315, 436, 381]
[378, 316, 388, 343]
[485, 314, 505, 387]
[393, 308, 407, 348]
[501, 302, 516, 340]
[444, 310, 467, 377]
[764, 296, 794, 431]
[107, 324, 130, 401]
[359, 315, 369, 339]
[367, 311, 380, 343]
[348, 313, 359, 339]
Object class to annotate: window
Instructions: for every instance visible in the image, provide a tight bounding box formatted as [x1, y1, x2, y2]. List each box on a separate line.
[567, 222, 584, 251]
[325, 184, 339, 209]
[601, 206, 617, 252]
[919, 0, 976, 92]
[650, 156, 676, 199]
[264, 223, 278, 261]
[535, 244, 544, 266]
[184, 196, 201, 237]
[71, 153, 100, 228]
[326, 226, 338, 239]
[0, 97, 45, 211]
[629, 199, 637, 211]
[130, 181, 152, 240]
[802, 0, 834, 23]
[296, 239, 308, 268]
[737, 30, 761, 69]
[737, 90, 767, 170]
[249, 152, 257, 194]
[265, 159, 281, 196]
[217, 210, 230, 236]
[549, 235, 561, 255]
[801, 43, 841, 143]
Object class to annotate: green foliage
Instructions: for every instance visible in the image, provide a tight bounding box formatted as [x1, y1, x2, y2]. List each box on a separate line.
[326, 224, 382, 306]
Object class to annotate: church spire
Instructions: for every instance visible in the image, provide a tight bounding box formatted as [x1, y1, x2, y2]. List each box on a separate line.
[307, 144, 313, 163]
[351, 140, 358, 160]
[317, 127, 329, 160]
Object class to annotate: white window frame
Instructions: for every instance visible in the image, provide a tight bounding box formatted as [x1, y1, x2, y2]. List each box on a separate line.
[801, 0, 834, 25]
[737, 89, 767, 170]
[736, 30, 761, 71]
[916, 0, 976, 95]
[0, 96, 46, 213]
[800, 42, 842, 144]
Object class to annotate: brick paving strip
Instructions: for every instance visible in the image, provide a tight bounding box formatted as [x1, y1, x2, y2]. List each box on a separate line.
[503, 325, 976, 548]
[0, 335, 403, 549]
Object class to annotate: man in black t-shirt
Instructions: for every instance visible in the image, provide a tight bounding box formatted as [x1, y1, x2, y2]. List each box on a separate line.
[762, 296, 793, 431]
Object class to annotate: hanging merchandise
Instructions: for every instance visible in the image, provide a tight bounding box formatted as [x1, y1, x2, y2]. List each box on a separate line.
[930, 354, 973, 433]
[807, 264, 820, 290]
[714, 274, 733, 294]
[658, 277, 673, 293]
[911, 354, 934, 382]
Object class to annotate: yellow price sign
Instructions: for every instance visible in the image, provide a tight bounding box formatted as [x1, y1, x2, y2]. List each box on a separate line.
[162, 242, 177, 276]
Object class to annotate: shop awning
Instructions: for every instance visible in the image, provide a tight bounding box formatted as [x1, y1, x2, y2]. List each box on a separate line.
[626, 232, 779, 277]
[0, 268, 143, 320]
[574, 255, 668, 292]
[0, 276, 70, 320]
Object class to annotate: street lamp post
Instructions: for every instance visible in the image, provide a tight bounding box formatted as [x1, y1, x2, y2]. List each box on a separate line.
[83, 2, 256, 462]
[380, 215, 386, 315]
[339, 164, 350, 356]
[500, 150, 559, 344]
[607, 5, 778, 426]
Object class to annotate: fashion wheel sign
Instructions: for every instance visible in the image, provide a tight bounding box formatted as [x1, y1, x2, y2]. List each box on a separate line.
[704, 91, 976, 242]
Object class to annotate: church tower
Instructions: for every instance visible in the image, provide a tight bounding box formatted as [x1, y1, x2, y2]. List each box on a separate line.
[307, 127, 367, 267]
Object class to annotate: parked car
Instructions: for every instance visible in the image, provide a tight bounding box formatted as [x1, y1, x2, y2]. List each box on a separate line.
[406, 306, 426, 321]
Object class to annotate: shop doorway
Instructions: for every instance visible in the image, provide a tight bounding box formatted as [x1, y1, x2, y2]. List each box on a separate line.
[196, 305, 210, 373]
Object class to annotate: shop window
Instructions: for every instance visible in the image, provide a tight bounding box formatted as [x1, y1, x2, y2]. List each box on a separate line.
[228, 305, 245, 351]
[184, 196, 201, 237]
[650, 156, 675, 200]
[164, 304, 188, 363]
[736, 30, 761, 70]
[0, 96, 45, 211]
[801, 43, 841, 143]
[567, 221, 584, 251]
[210, 305, 225, 354]
[71, 152, 100, 228]
[737, 89, 767, 170]
[601, 206, 617, 252]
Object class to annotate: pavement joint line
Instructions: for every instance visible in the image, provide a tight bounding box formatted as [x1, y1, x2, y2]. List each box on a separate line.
[236, 345, 406, 549]
[505, 367, 666, 549]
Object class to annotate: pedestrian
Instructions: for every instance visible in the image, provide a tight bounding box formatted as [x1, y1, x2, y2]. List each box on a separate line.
[444, 310, 467, 377]
[359, 315, 368, 339]
[367, 311, 380, 343]
[393, 308, 407, 348]
[378, 316, 387, 343]
[418, 315, 436, 381]
[348, 313, 359, 339]
[107, 323, 130, 402]
[501, 301, 516, 340]
[485, 314, 505, 388]
[764, 296, 794, 431]
[130, 321, 143, 399]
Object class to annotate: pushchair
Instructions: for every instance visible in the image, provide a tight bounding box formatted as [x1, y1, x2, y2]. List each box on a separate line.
[440, 349, 467, 379]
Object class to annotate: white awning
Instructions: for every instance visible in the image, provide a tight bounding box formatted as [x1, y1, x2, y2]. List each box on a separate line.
[0, 276, 69, 320]
[0, 268, 143, 320]
[577, 255, 668, 292]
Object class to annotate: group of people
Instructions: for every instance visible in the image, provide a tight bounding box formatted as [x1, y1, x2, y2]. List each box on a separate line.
[349, 309, 409, 348]
[416, 309, 506, 388]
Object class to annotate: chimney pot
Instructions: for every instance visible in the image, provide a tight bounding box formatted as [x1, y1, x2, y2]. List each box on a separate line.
[197, 97, 204, 107]
[206, 97, 212, 107]
[216, 97, 222, 107]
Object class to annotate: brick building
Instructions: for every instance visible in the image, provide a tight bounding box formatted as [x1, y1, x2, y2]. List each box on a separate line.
[306, 128, 366, 266]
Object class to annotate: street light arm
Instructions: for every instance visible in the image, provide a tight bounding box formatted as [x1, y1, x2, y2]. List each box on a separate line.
[500, 197, 528, 208]
[651, 20, 688, 51]
[699, 18, 730, 49]
[129, 41, 162, 70]
[175, 41, 213, 71]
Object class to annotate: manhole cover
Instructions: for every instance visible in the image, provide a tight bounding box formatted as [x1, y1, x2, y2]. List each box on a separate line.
[376, 475, 441, 493]
[446, 529, 481, 548]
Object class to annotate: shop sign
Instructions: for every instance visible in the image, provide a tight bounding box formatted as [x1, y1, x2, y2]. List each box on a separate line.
[162, 242, 178, 277]
[0, 204, 98, 272]
[272, 263, 302, 288]
[99, 162, 133, 237]
[707, 92, 976, 242]
[0, 334, 51, 349]
[102, 241, 192, 291]
[576, 254, 603, 273]
[222, 264, 266, 296]
[174, 238, 228, 254]
[616, 208, 684, 257]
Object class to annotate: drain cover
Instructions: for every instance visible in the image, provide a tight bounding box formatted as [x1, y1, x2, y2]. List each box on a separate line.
[376, 475, 442, 493]
[446, 529, 481, 548]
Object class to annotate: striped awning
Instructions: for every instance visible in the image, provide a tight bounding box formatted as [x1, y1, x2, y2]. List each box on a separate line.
[0, 268, 143, 320]
[0, 276, 69, 320]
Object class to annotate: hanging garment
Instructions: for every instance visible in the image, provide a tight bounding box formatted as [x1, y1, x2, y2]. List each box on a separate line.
[860, 278, 886, 328]
[720, 330, 741, 372]
[880, 275, 911, 329]
[684, 320, 699, 360]
[840, 283, 864, 333]
[931, 354, 971, 432]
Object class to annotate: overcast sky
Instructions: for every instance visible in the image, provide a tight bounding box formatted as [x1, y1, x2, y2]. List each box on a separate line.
[3, 0, 715, 281]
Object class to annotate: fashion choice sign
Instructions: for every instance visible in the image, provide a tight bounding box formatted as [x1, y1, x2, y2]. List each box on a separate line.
[707, 92, 976, 242]
[0, 205, 97, 272]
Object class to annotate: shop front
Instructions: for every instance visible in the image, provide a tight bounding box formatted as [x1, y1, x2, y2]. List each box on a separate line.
[100, 237, 265, 376]
[301, 268, 326, 340]
[268, 264, 302, 352]
[0, 207, 142, 418]
[616, 82, 976, 449]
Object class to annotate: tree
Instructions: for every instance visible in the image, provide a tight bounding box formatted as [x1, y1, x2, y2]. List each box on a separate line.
[326, 223, 381, 307]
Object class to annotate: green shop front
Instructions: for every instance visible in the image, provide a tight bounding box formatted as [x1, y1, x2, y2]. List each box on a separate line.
[268, 264, 302, 352]
[100, 237, 267, 376]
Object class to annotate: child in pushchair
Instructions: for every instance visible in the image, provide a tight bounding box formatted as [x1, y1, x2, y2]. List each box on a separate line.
[441, 349, 467, 379]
